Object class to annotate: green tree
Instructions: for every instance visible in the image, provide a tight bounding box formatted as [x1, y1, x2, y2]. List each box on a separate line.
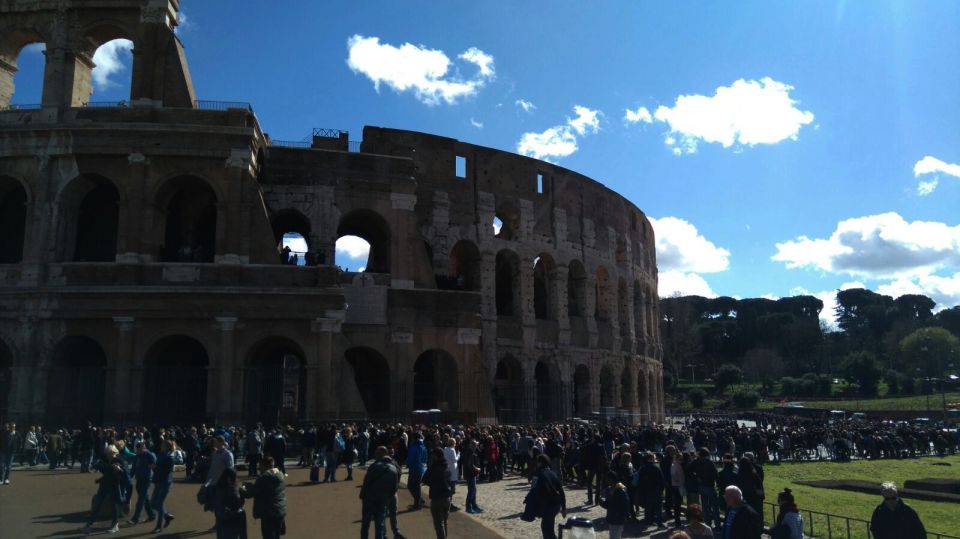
[688, 388, 707, 409]
[715, 363, 743, 393]
[899, 326, 960, 379]
[841, 351, 882, 397]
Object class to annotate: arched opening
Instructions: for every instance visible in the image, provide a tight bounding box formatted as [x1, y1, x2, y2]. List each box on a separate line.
[535, 360, 562, 422]
[573, 364, 591, 417]
[0, 177, 27, 263]
[158, 176, 217, 263]
[272, 209, 313, 265]
[413, 349, 459, 411]
[567, 260, 587, 317]
[88, 38, 134, 104]
[634, 281, 645, 342]
[0, 36, 46, 108]
[637, 370, 650, 423]
[245, 338, 307, 425]
[492, 216, 506, 238]
[56, 175, 120, 262]
[595, 266, 610, 320]
[345, 347, 391, 418]
[618, 278, 630, 339]
[621, 366, 635, 410]
[599, 363, 616, 408]
[533, 254, 556, 320]
[0, 340, 12, 423]
[47, 337, 106, 427]
[142, 335, 209, 425]
[337, 209, 390, 273]
[493, 204, 518, 240]
[495, 249, 521, 317]
[493, 355, 523, 424]
[444, 240, 481, 291]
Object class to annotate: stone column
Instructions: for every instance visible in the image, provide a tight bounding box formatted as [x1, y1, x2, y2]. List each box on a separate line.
[108, 317, 136, 424]
[215, 317, 238, 422]
[311, 311, 343, 419]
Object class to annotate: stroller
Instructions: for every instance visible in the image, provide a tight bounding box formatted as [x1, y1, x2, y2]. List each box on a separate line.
[558, 517, 596, 538]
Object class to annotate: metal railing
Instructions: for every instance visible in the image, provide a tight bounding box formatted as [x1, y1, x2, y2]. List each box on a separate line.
[312, 127, 346, 138]
[270, 139, 311, 148]
[1, 103, 42, 111]
[762, 501, 958, 539]
[84, 100, 129, 108]
[193, 100, 252, 111]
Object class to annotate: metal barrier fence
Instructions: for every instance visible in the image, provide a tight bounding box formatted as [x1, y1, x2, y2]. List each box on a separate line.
[1, 103, 42, 111]
[762, 501, 958, 539]
[270, 139, 311, 148]
[193, 100, 253, 111]
[312, 127, 346, 138]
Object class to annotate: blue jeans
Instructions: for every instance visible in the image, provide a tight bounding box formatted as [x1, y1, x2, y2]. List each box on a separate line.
[324, 451, 338, 481]
[466, 475, 479, 510]
[700, 486, 720, 527]
[0, 452, 13, 482]
[132, 480, 155, 521]
[361, 500, 388, 539]
[151, 482, 171, 529]
[86, 490, 120, 528]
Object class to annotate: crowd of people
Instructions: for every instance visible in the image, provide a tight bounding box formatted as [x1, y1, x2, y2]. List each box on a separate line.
[0, 414, 945, 538]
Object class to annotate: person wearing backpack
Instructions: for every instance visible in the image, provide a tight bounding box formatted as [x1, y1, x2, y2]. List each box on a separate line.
[523, 455, 567, 539]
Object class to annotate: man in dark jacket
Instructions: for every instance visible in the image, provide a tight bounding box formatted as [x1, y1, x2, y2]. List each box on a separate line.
[583, 434, 607, 505]
[722, 485, 762, 539]
[360, 446, 399, 539]
[0, 422, 19, 484]
[694, 447, 720, 528]
[461, 438, 483, 513]
[636, 452, 665, 528]
[241, 456, 286, 539]
[523, 455, 567, 539]
[870, 482, 926, 539]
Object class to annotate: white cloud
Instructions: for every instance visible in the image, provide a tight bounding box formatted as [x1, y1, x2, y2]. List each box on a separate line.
[649, 216, 730, 274]
[877, 273, 960, 310]
[517, 126, 578, 161]
[516, 104, 601, 161]
[659, 271, 717, 298]
[470, 117, 484, 129]
[913, 155, 960, 195]
[282, 234, 308, 253]
[515, 99, 536, 113]
[346, 35, 494, 106]
[336, 235, 370, 259]
[567, 105, 601, 135]
[649, 77, 814, 154]
[773, 212, 960, 279]
[92, 39, 133, 90]
[624, 106, 653, 124]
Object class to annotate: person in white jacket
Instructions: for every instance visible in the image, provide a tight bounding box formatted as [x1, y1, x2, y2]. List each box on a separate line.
[442, 437, 460, 512]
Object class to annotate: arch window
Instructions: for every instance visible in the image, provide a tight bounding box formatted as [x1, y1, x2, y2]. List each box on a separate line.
[345, 347, 392, 417]
[158, 177, 217, 263]
[599, 364, 616, 408]
[573, 365, 591, 417]
[493, 355, 523, 424]
[533, 254, 556, 320]
[0, 177, 27, 263]
[142, 335, 209, 425]
[618, 278, 630, 338]
[57, 175, 119, 262]
[0, 36, 46, 108]
[245, 338, 307, 425]
[413, 350, 459, 411]
[595, 266, 610, 321]
[87, 38, 134, 104]
[495, 250, 521, 317]
[637, 370, 651, 422]
[47, 337, 106, 426]
[567, 260, 587, 318]
[634, 281, 645, 341]
[272, 209, 314, 266]
[621, 366, 635, 409]
[535, 360, 562, 422]
[443, 240, 481, 291]
[336, 209, 390, 273]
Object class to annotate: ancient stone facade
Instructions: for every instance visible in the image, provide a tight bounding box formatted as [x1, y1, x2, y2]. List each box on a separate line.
[0, 0, 663, 427]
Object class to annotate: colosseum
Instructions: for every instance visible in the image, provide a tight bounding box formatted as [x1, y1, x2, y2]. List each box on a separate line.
[0, 0, 664, 427]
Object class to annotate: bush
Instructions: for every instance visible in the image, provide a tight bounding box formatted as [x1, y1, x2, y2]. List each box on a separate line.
[688, 388, 707, 409]
[732, 390, 760, 408]
[841, 351, 882, 397]
[715, 364, 743, 393]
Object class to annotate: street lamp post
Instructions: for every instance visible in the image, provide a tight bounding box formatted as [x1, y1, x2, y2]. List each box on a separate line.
[685, 363, 703, 385]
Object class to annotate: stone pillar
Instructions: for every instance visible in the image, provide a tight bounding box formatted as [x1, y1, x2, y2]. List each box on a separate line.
[311, 311, 343, 419]
[215, 317, 238, 422]
[520, 255, 536, 348]
[108, 317, 136, 424]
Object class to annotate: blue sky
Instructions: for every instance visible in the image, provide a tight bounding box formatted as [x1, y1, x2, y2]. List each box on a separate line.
[9, 1, 960, 324]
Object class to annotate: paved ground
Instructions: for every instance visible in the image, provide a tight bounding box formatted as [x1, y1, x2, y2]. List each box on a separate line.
[0, 465, 506, 539]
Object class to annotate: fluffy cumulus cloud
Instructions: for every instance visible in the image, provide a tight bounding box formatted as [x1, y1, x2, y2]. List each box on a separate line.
[624, 106, 653, 124]
[772, 212, 960, 279]
[914, 155, 960, 196]
[92, 39, 134, 90]
[336, 235, 370, 260]
[649, 216, 731, 298]
[638, 77, 814, 155]
[346, 35, 494, 106]
[515, 99, 536, 113]
[517, 105, 601, 161]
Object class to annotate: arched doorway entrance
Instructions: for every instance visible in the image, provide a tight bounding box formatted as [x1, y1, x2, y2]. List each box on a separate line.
[413, 350, 459, 411]
[158, 176, 217, 262]
[0, 340, 12, 424]
[637, 370, 650, 423]
[445, 240, 481, 290]
[535, 360, 563, 422]
[600, 363, 616, 408]
[245, 338, 307, 425]
[0, 177, 27, 263]
[495, 250, 521, 316]
[47, 337, 106, 426]
[493, 355, 524, 424]
[272, 209, 313, 265]
[57, 175, 120, 262]
[142, 336, 209, 425]
[344, 347, 391, 418]
[573, 365, 591, 417]
[336, 209, 390, 273]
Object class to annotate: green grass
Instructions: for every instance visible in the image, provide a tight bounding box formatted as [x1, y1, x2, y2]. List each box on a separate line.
[757, 392, 960, 412]
[764, 455, 960, 538]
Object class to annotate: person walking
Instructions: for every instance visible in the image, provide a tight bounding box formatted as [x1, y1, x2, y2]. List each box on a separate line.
[694, 447, 720, 528]
[360, 446, 400, 539]
[424, 448, 454, 539]
[265, 429, 287, 476]
[150, 439, 177, 534]
[24, 426, 39, 467]
[462, 438, 483, 513]
[128, 441, 157, 525]
[204, 435, 236, 534]
[767, 488, 803, 539]
[214, 469, 247, 539]
[80, 445, 130, 534]
[442, 437, 460, 512]
[636, 451, 666, 529]
[721, 486, 762, 539]
[241, 456, 287, 539]
[522, 455, 567, 539]
[0, 422, 19, 484]
[245, 426, 264, 477]
[869, 482, 926, 539]
[406, 433, 427, 510]
[604, 472, 631, 539]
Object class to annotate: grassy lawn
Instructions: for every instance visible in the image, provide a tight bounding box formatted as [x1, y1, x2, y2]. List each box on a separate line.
[757, 392, 960, 412]
[763, 455, 960, 538]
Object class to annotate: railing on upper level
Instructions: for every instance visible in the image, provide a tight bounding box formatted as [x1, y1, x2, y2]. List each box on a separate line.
[312, 127, 346, 138]
[0, 103, 42, 111]
[761, 501, 958, 539]
[193, 100, 253, 112]
[270, 139, 312, 148]
[84, 100, 129, 108]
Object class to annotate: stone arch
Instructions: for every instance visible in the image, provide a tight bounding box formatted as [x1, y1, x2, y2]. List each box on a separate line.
[634, 279, 645, 343]
[0, 176, 28, 263]
[573, 364, 592, 417]
[155, 175, 218, 263]
[495, 249, 521, 317]
[0, 338, 12, 423]
[533, 253, 557, 320]
[337, 208, 391, 273]
[344, 347, 391, 418]
[493, 354, 524, 424]
[618, 277, 630, 339]
[244, 337, 307, 425]
[55, 174, 120, 262]
[599, 362, 617, 408]
[637, 369, 650, 423]
[595, 266, 610, 320]
[76, 22, 137, 104]
[142, 335, 209, 425]
[493, 201, 519, 240]
[47, 336, 107, 427]
[272, 208, 313, 265]
[446, 239, 481, 291]
[621, 365, 635, 410]
[0, 29, 48, 108]
[413, 349, 459, 411]
[567, 259, 587, 317]
[535, 359, 563, 422]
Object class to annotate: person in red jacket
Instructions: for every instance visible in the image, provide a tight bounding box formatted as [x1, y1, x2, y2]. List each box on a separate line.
[484, 436, 500, 482]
